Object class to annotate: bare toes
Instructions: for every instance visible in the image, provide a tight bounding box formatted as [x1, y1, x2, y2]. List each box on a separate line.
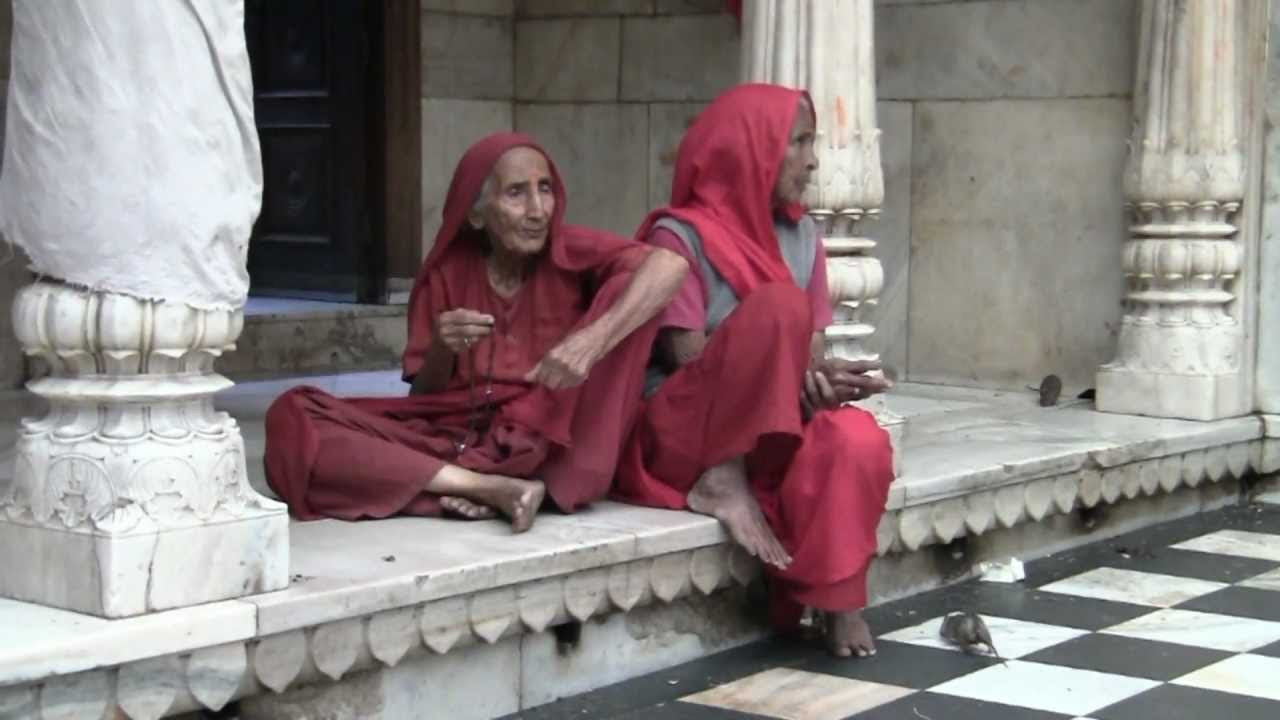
[441, 496, 497, 520]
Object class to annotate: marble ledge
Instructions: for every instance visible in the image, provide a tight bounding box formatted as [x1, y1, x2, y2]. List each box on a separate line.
[246, 503, 727, 636]
[2, 379, 1278, 716]
[0, 597, 257, 687]
[241, 298, 406, 321]
[894, 401, 1265, 508]
[0, 542, 759, 719]
[1264, 414, 1280, 437]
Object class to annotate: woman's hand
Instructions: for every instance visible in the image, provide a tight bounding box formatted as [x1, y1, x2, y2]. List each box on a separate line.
[434, 309, 495, 354]
[524, 328, 607, 390]
[801, 359, 893, 417]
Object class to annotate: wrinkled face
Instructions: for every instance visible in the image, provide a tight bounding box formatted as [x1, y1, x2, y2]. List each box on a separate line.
[772, 98, 818, 207]
[470, 147, 556, 257]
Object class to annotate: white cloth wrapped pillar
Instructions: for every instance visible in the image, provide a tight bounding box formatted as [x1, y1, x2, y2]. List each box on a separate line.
[740, 0, 902, 470]
[0, 0, 288, 617]
[1096, 0, 1250, 421]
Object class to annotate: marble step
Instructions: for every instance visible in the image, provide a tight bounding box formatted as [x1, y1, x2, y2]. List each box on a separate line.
[216, 298, 408, 381]
[3, 376, 1278, 719]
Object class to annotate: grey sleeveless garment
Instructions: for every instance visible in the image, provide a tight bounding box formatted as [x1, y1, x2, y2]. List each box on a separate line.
[644, 214, 820, 396]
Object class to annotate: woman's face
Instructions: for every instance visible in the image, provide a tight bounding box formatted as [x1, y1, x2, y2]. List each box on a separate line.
[471, 147, 556, 258]
[772, 98, 819, 207]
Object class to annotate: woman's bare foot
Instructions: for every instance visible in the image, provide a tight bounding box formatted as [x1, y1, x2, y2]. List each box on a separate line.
[426, 466, 546, 533]
[825, 609, 875, 658]
[440, 496, 498, 520]
[478, 475, 545, 534]
[687, 459, 791, 569]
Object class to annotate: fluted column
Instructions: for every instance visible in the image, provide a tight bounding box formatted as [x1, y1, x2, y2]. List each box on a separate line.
[0, 0, 288, 617]
[741, 0, 903, 463]
[1096, 0, 1250, 420]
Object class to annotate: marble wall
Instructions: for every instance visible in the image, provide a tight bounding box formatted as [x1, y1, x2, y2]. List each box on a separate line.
[512, 1, 737, 234]
[420, 3, 516, 259]
[0, 0, 27, 390]
[881, 0, 1136, 391]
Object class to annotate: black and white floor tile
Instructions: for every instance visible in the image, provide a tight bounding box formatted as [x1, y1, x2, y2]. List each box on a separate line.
[507, 504, 1280, 720]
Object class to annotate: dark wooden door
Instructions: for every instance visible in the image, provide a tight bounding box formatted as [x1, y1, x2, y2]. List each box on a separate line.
[244, 0, 384, 302]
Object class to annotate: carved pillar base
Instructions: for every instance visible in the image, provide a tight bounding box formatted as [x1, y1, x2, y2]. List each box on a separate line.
[1097, 365, 1245, 421]
[1097, 201, 1248, 421]
[821, 221, 903, 477]
[0, 283, 289, 618]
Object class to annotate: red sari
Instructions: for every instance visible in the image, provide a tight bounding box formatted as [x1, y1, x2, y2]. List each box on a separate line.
[612, 85, 895, 624]
[265, 133, 656, 520]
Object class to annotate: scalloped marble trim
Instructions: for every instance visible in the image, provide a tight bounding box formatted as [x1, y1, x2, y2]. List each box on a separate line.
[0, 546, 761, 719]
[878, 438, 1278, 554]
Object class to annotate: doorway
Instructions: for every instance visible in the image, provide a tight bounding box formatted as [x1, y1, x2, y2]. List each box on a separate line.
[244, 0, 399, 303]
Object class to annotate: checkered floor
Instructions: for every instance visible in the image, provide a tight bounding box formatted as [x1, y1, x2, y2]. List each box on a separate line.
[508, 503, 1280, 720]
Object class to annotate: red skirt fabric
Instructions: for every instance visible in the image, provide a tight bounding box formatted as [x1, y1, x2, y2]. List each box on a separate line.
[264, 273, 658, 521]
[613, 282, 894, 618]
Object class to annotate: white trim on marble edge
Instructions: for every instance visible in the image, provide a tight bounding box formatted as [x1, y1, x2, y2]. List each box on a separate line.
[245, 506, 726, 637]
[879, 436, 1271, 554]
[1263, 414, 1280, 437]
[0, 598, 257, 686]
[0, 545, 761, 719]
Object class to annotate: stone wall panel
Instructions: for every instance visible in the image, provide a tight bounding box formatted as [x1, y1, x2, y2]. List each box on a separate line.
[869, 101, 913, 376]
[876, 0, 1136, 100]
[516, 0, 655, 16]
[421, 12, 514, 100]
[515, 103, 649, 235]
[907, 98, 1129, 390]
[620, 15, 738, 102]
[515, 18, 621, 102]
[423, 0, 513, 14]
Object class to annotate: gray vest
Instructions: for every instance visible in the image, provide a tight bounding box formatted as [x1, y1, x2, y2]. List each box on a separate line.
[645, 215, 820, 395]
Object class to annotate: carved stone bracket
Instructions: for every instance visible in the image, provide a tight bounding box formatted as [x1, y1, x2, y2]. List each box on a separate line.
[0, 283, 289, 618]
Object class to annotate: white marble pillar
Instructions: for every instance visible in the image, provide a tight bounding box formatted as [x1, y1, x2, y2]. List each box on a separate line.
[0, 0, 288, 617]
[1096, 0, 1251, 421]
[1258, 0, 1280, 417]
[740, 0, 903, 460]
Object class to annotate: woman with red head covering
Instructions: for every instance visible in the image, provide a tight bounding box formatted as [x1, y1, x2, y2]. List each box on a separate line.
[613, 85, 895, 657]
[264, 133, 687, 532]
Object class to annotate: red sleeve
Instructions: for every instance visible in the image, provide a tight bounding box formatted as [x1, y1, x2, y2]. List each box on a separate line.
[650, 227, 708, 331]
[808, 240, 834, 330]
[401, 267, 448, 382]
[557, 224, 649, 281]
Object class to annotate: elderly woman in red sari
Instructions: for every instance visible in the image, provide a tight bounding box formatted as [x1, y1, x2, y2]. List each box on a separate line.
[265, 133, 688, 532]
[614, 85, 895, 658]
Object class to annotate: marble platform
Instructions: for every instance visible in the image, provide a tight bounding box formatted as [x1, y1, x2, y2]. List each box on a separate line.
[215, 299, 409, 381]
[1, 375, 1278, 719]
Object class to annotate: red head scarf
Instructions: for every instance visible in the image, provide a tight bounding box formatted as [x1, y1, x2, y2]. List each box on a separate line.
[636, 83, 814, 298]
[403, 132, 636, 380]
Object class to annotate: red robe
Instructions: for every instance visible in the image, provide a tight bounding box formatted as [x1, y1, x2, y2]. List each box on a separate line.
[265, 133, 656, 520]
[612, 85, 894, 622]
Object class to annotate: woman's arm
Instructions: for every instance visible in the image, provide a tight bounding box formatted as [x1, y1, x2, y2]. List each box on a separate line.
[586, 247, 689, 356]
[525, 247, 689, 389]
